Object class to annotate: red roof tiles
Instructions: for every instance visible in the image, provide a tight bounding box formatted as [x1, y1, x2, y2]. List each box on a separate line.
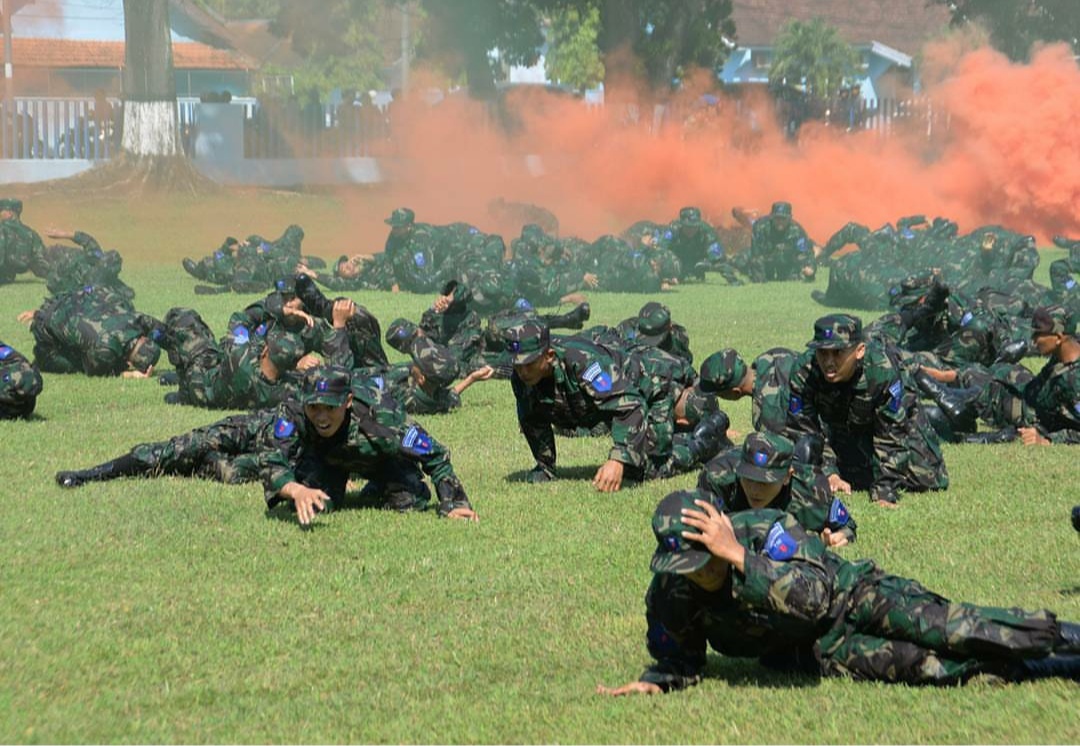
[13, 38, 253, 70]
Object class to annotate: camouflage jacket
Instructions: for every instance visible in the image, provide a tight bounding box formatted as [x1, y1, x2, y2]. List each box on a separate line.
[511, 337, 651, 473]
[381, 364, 462, 416]
[0, 217, 48, 280]
[787, 342, 924, 493]
[1023, 355, 1080, 444]
[35, 288, 147, 376]
[696, 446, 857, 543]
[258, 382, 471, 515]
[641, 510, 876, 691]
[751, 347, 799, 439]
[385, 226, 443, 293]
[748, 217, 815, 278]
[0, 340, 42, 418]
[614, 317, 693, 365]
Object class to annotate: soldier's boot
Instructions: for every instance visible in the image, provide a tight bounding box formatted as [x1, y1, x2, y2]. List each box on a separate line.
[1011, 653, 1080, 682]
[687, 410, 732, 463]
[158, 370, 180, 386]
[56, 453, 145, 488]
[182, 258, 207, 280]
[914, 371, 979, 432]
[542, 302, 590, 331]
[793, 434, 825, 466]
[994, 340, 1028, 365]
[960, 427, 1018, 445]
[1054, 621, 1080, 655]
[1072, 505, 1080, 533]
[924, 405, 962, 444]
[295, 274, 334, 320]
[731, 206, 757, 230]
[1052, 235, 1080, 250]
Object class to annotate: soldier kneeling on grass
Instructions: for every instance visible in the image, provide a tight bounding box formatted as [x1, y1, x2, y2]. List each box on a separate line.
[597, 490, 1080, 695]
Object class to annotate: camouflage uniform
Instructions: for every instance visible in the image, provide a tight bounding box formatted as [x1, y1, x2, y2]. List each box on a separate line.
[377, 332, 463, 415]
[787, 315, 948, 503]
[258, 366, 473, 516]
[639, 492, 1070, 689]
[614, 302, 693, 364]
[44, 231, 134, 301]
[699, 346, 800, 441]
[666, 207, 742, 285]
[383, 208, 444, 294]
[696, 432, 857, 544]
[739, 202, 815, 283]
[0, 198, 48, 283]
[0, 340, 42, 419]
[30, 286, 161, 377]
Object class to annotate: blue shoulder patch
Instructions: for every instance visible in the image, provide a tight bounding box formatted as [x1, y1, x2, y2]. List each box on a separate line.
[372, 375, 385, 391]
[828, 498, 850, 527]
[413, 251, 427, 268]
[214, 250, 224, 260]
[887, 379, 903, 412]
[1066, 279, 1076, 290]
[663, 230, 673, 241]
[788, 394, 803, 414]
[900, 227, 916, 240]
[797, 238, 808, 253]
[402, 424, 433, 454]
[273, 417, 295, 439]
[0, 345, 12, 360]
[765, 521, 798, 561]
[960, 311, 973, 327]
[514, 297, 533, 311]
[1073, 400, 1080, 416]
[232, 326, 250, 345]
[254, 323, 268, 337]
[259, 242, 271, 253]
[582, 362, 613, 393]
[708, 242, 723, 258]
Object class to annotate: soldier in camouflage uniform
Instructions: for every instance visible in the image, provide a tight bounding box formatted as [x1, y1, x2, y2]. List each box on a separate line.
[787, 314, 948, 506]
[30, 286, 162, 378]
[598, 490, 1080, 695]
[0, 198, 48, 283]
[380, 325, 496, 415]
[665, 207, 742, 285]
[0, 340, 42, 419]
[1049, 236, 1080, 297]
[295, 253, 368, 293]
[738, 201, 815, 283]
[257, 365, 477, 525]
[918, 305, 1080, 445]
[185, 226, 311, 294]
[698, 347, 800, 441]
[56, 409, 279, 488]
[614, 302, 693, 364]
[504, 318, 727, 492]
[383, 207, 444, 294]
[42, 228, 134, 300]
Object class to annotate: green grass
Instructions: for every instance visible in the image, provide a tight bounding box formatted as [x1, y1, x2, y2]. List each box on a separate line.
[0, 193, 1077, 744]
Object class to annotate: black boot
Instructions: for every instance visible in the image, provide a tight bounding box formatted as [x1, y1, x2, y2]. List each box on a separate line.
[687, 411, 732, 462]
[994, 340, 1028, 365]
[960, 427, 1018, 445]
[295, 274, 334, 320]
[915, 373, 981, 433]
[793, 434, 825, 466]
[1013, 653, 1080, 682]
[1056, 621, 1080, 655]
[924, 405, 962, 443]
[1072, 505, 1080, 532]
[182, 258, 206, 280]
[158, 370, 179, 386]
[542, 303, 590, 331]
[56, 453, 145, 488]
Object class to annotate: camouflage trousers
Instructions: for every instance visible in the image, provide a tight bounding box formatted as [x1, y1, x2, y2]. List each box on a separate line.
[297, 454, 433, 513]
[831, 410, 948, 493]
[128, 411, 269, 483]
[162, 308, 231, 407]
[959, 363, 1036, 428]
[817, 570, 1059, 685]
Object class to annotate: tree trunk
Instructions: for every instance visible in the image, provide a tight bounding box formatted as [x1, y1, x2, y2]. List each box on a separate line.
[121, 0, 181, 156]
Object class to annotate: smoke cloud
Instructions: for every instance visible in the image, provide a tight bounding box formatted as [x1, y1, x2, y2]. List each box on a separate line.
[342, 40, 1080, 247]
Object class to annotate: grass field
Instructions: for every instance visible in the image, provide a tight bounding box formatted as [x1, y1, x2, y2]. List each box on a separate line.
[0, 191, 1077, 744]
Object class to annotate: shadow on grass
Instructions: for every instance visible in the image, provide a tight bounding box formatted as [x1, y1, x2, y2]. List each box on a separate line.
[704, 655, 822, 689]
[264, 485, 436, 528]
[504, 465, 650, 486]
[1060, 585, 1080, 597]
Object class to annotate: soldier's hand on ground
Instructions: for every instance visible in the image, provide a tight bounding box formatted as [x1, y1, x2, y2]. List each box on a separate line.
[16, 310, 34, 324]
[1018, 427, 1050, 446]
[331, 298, 355, 328]
[286, 484, 330, 526]
[46, 228, 73, 239]
[596, 681, 662, 697]
[445, 506, 479, 522]
[592, 459, 624, 492]
[822, 528, 849, 548]
[827, 473, 852, 494]
[121, 365, 153, 379]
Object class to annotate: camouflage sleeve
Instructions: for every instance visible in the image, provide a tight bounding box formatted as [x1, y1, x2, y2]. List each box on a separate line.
[312, 272, 362, 292]
[732, 516, 835, 625]
[639, 576, 707, 692]
[318, 325, 354, 368]
[71, 231, 103, 254]
[393, 419, 473, 514]
[789, 473, 857, 544]
[257, 403, 307, 506]
[785, 357, 839, 474]
[870, 376, 914, 494]
[512, 375, 557, 474]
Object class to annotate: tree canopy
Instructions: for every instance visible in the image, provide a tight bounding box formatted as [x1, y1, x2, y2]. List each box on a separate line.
[768, 18, 860, 101]
[544, 3, 604, 91]
[932, 0, 1080, 61]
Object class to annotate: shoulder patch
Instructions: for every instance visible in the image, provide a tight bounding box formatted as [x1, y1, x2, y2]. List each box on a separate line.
[797, 237, 808, 253]
[372, 375, 385, 391]
[887, 379, 903, 412]
[582, 362, 611, 392]
[254, 322, 268, 337]
[1073, 400, 1080, 416]
[708, 242, 723, 258]
[402, 424, 433, 454]
[788, 394, 803, 414]
[413, 251, 427, 268]
[232, 326, 250, 345]
[828, 498, 850, 527]
[214, 250, 224, 260]
[960, 311, 973, 327]
[273, 417, 295, 439]
[0, 345, 12, 360]
[765, 521, 798, 561]
[1066, 279, 1076, 290]
[583, 362, 602, 382]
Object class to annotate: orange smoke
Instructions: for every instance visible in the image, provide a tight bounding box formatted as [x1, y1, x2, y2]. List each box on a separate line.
[342, 41, 1080, 247]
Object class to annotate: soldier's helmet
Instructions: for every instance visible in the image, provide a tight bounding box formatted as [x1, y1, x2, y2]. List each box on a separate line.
[266, 334, 304, 371]
[888, 272, 936, 309]
[385, 207, 416, 227]
[301, 365, 352, 407]
[128, 337, 162, 373]
[770, 201, 793, 218]
[636, 301, 672, 346]
[411, 337, 460, 388]
[385, 317, 420, 354]
[735, 432, 794, 484]
[0, 198, 23, 216]
[650, 490, 723, 574]
[681, 384, 719, 426]
[698, 348, 748, 393]
[807, 314, 863, 350]
[501, 316, 551, 366]
[678, 206, 702, 224]
[1031, 304, 1076, 337]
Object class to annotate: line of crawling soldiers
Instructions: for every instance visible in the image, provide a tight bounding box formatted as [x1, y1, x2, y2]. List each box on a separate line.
[3, 198, 1079, 690]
